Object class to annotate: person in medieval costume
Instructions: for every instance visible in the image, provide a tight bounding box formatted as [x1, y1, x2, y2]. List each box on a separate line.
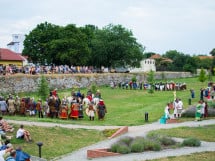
[97, 99, 107, 120]
[7, 96, 16, 115]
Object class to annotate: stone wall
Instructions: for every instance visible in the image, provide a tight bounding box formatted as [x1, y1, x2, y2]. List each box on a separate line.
[0, 72, 193, 94]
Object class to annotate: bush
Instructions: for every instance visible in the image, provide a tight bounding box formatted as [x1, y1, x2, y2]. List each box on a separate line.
[143, 139, 161, 151]
[159, 136, 176, 146]
[116, 142, 131, 154]
[110, 143, 121, 153]
[182, 138, 201, 147]
[118, 136, 133, 146]
[130, 137, 145, 153]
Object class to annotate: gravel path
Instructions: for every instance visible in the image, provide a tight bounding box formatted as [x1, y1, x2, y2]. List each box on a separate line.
[7, 119, 215, 161]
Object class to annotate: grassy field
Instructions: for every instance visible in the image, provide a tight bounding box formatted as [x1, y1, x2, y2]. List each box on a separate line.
[8, 124, 106, 160]
[148, 124, 215, 142]
[2, 76, 215, 160]
[4, 77, 210, 126]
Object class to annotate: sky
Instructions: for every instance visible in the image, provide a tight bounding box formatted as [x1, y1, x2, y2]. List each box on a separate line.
[0, 0, 215, 55]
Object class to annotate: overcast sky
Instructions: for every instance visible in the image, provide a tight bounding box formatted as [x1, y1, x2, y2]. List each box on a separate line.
[0, 0, 214, 55]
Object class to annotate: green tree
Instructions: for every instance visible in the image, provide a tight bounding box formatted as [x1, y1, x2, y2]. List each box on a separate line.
[209, 48, 215, 56]
[147, 70, 155, 94]
[37, 75, 49, 101]
[23, 22, 60, 65]
[198, 68, 207, 83]
[91, 24, 145, 68]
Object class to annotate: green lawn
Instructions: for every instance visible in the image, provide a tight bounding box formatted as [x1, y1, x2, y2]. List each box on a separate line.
[148, 124, 215, 142]
[8, 124, 106, 160]
[2, 76, 215, 160]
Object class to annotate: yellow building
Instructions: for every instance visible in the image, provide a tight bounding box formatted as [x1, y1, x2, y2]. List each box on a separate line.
[0, 48, 25, 67]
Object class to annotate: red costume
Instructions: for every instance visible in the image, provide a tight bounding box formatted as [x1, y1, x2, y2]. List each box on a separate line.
[69, 103, 79, 119]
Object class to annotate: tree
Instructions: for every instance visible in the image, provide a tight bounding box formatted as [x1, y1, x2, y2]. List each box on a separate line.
[37, 75, 49, 101]
[198, 68, 207, 83]
[91, 24, 145, 68]
[23, 22, 61, 65]
[209, 48, 215, 56]
[147, 70, 155, 94]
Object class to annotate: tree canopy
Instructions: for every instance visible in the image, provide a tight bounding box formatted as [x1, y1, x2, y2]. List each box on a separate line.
[23, 22, 144, 68]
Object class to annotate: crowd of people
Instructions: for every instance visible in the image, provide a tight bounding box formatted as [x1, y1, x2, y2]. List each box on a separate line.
[111, 80, 187, 91]
[0, 64, 108, 75]
[0, 88, 107, 121]
[164, 98, 184, 120]
[0, 117, 31, 161]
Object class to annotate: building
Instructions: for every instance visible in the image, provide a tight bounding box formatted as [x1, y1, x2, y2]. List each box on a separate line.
[7, 34, 25, 53]
[0, 48, 25, 67]
[129, 58, 156, 73]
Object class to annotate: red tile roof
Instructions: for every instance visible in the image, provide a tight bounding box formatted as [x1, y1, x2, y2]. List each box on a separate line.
[198, 56, 214, 60]
[0, 48, 25, 61]
[150, 54, 161, 59]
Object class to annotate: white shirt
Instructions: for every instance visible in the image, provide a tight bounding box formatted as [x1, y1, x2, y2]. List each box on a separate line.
[16, 128, 24, 138]
[0, 150, 6, 161]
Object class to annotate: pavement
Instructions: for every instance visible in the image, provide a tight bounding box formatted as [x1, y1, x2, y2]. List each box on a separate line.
[7, 119, 215, 161]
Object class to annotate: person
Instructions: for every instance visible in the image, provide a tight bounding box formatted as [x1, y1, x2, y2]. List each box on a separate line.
[0, 117, 14, 132]
[204, 101, 208, 118]
[0, 147, 13, 161]
[20, 98, 26, 116]
[0, 97, 8, 115]
[59, 103, 68, 119]
[36, 99, 43, 118]
[88, 103, 95, 121]
[164, 103, 171, 119]
[69, 102, 79, 119]
[177, 99, 183, 117]
[195, 100, 202, 121]
[15, 147, 31, 161]
[7, 96, 16, 115]
[16, 125, 32, 142]
[97, 99, 107, 120]
[5, 150, 16, 161]
[190, 89, 195, 98]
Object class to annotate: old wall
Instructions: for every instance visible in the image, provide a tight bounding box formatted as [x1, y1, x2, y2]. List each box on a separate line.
[0, 72, 193, 93]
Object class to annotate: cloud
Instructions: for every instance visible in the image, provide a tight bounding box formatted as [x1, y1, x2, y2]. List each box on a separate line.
[0, 0, 215, 55]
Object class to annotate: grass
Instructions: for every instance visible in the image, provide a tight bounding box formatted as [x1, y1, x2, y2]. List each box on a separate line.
[147, 124, 215, 142]
[147, 151, 215, 161]
[2, 76, 215, 160]
[5, 76, 213, 126]
[7, 124, 106, 160]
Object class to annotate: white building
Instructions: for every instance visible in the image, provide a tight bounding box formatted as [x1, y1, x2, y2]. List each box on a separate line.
[7, 34, 25, 53]
[129, 58, 156, 73]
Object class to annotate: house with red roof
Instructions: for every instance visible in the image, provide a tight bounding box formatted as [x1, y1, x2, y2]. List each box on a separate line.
[0, 48, 26, 67]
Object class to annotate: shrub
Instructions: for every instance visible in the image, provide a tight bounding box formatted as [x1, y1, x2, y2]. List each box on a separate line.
[110, 143, 121, 153]
[159, 136, 176, 146]
[143, 139, 161, 151]
[116, 142, 131, 154]
[118, 136, 133, 146]
[130, 137, 145, 153]
[182, 138, 201, 147]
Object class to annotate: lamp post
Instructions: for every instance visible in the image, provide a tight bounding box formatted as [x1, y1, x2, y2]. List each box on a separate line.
[36, 142, 43, 158]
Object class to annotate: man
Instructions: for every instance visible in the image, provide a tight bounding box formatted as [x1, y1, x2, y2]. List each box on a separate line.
[16, 125, 32, 142]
